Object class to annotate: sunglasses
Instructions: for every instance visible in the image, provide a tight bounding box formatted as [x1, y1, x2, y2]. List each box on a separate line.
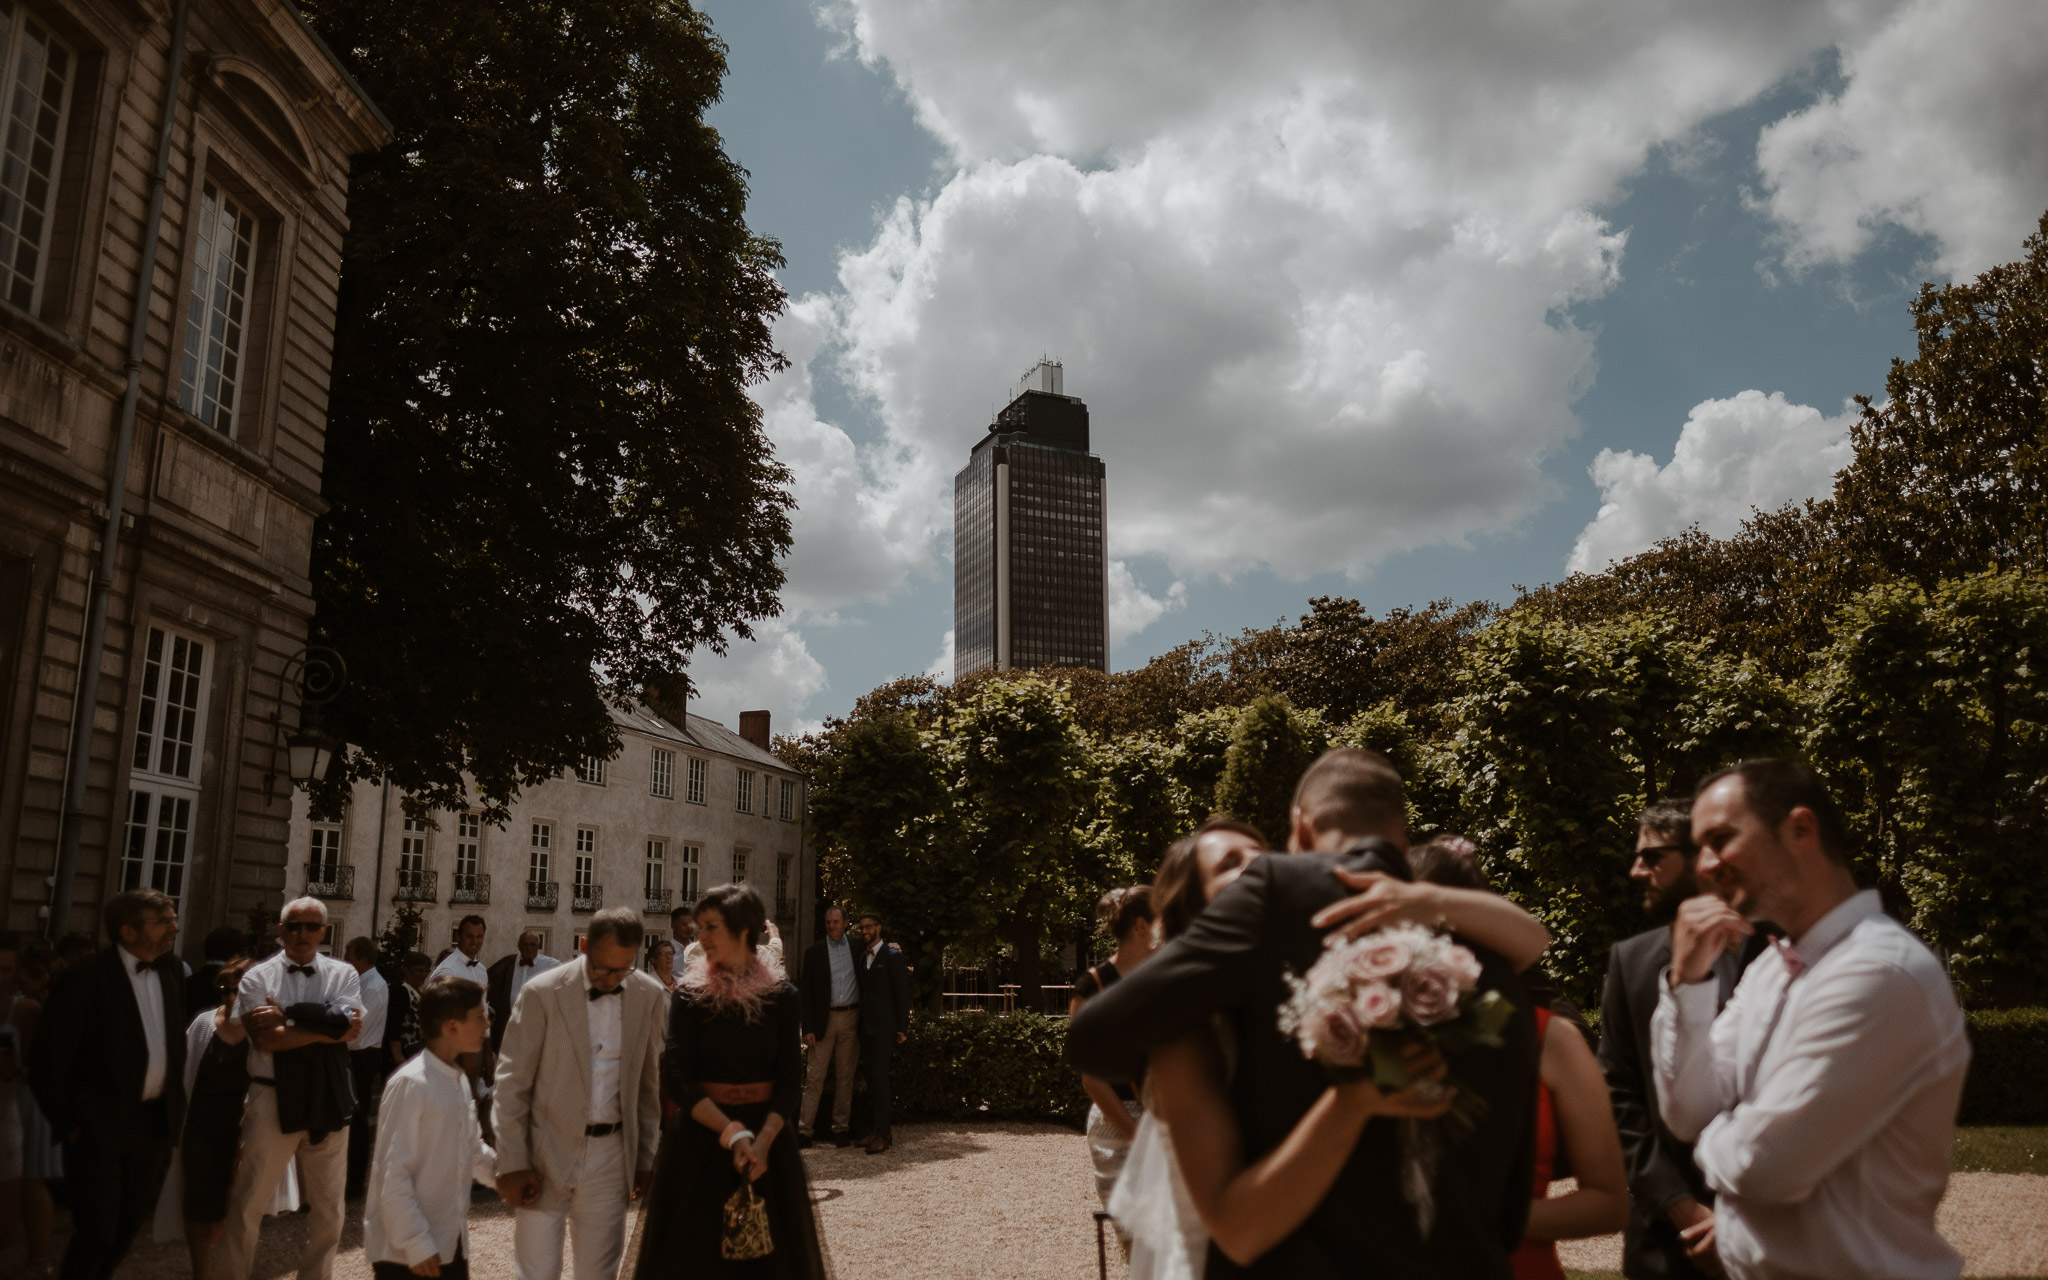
[282, 921, 325, 934]
[1633, 845, 1692, 867]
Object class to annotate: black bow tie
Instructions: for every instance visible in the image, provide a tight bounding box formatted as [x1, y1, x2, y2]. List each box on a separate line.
[288, 964, 316, 977]
[520, 959, 535, 967]
[134, 960, 152, 974]
[588, 986, 622, 1000]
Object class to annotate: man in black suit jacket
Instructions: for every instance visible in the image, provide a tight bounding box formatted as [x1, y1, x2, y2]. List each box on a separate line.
[856, 911, 911, 1153]
[31, 888, 189, 1280]
[1599, 799, 1760, 1279]
[1069, 749, 1540, 1279]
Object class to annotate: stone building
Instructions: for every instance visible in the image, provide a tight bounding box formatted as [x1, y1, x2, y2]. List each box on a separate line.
[0, 0, 388, 945]
[286, 706, 814, 966]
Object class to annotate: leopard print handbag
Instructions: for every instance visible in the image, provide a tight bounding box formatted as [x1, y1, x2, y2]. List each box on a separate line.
[721, 1182, 775, 1260]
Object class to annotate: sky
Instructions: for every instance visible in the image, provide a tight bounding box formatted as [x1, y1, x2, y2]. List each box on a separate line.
[684, 0, 2048, 736]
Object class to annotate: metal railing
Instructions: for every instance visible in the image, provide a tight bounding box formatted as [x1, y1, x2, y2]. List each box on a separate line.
[644, 888, 672, 915]
[306, 862, 354, 900]
[526, 880, 559, 912]
[572, 883, 603, 913]
[774, 896, 796, 920]
[393, 868, 437, 902]
[449, 872, 490, 904]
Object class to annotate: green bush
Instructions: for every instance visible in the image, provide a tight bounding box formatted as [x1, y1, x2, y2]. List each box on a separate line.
[895, 1011, 1091, 1126]
[1961, 1008, 2048, 1125]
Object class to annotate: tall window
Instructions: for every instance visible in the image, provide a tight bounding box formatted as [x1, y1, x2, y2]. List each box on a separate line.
[650, 748, 674, 799]
[779, 779, 796, 822]
[686, 756, 706, 805]
[309, 823, 343, 881]
[455, 812, 480, 882]
[576, 755, 606, 785]
[574, 828, 597, 893]
[178, 182, 259, 434]
[678, 844, 700, 901]
[0, 5, 74, 312]
[123, 625, 210, 905]
[529, 821, 552, 888]
[645, 839, 665, 899]
[730, 849, 748, 884]
[398, 818, 429, 874]
[775, 856, 792, 910]
[736, 770, 754, 814]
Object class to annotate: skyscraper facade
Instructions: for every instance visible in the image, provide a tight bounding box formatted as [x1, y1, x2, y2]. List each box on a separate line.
[954, 360, 1108, 677]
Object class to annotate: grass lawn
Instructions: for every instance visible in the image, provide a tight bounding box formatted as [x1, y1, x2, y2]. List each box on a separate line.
[1955, 1126, 2048, 1175]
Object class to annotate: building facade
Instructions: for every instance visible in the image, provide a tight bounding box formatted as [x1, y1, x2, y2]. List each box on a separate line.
[286, 705, 814, 965]
[953, 359, 1108, 677]
[0, 0, 387, 948]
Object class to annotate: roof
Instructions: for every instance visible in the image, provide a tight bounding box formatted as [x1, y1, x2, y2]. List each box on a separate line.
[608, 702, 795, 775]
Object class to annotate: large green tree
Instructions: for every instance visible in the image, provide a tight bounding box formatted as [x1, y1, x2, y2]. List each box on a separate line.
[302, 0, 791, 819]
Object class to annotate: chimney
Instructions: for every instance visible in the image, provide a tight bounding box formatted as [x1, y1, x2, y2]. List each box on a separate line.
[738, 709, 771, 752]
[641, 674, 690, 730]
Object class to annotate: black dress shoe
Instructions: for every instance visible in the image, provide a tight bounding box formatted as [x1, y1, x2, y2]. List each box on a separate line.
[796, 1132, 814, 1149]
[832, 1131, 852, 1148]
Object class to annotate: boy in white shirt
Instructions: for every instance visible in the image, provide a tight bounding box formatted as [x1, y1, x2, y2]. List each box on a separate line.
[365, 976, 499, 1278]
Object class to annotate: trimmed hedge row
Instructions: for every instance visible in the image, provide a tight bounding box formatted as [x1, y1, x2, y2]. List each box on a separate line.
[1961, 1008, 2048, 1125]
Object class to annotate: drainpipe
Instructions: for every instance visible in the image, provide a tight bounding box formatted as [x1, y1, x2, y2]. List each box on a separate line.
[367, 777, 390, 937]
[49, 0, 194, 939]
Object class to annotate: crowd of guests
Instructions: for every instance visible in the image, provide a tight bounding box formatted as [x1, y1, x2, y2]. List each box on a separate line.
[1068, 749, 1973, 1280]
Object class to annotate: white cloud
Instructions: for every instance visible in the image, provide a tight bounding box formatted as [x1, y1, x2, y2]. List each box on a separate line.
[1107, 560, 1186, 654]
[686, 616, 830, 738]
[1567, 390, 1856, 574]
[925, 628, 954, 682]
[1754, 0, 2048, 276]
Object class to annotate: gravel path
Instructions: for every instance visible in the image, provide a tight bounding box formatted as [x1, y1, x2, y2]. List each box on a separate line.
[50, 1126, 2042, 1278]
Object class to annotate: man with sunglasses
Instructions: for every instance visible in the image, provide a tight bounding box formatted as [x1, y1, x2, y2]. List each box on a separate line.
[1598, 799, 1764, 1279]
[212, 897, 364, 1280]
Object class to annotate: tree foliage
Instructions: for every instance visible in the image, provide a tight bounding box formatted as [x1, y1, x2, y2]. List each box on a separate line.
[302, 0, 792, 819]
[1214, 696, 1327, 844]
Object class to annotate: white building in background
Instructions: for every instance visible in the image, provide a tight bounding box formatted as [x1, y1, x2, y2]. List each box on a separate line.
[286, 704, 812, 964]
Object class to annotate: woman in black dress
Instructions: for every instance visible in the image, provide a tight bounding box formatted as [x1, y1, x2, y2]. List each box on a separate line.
[635, 884, 826, 1279]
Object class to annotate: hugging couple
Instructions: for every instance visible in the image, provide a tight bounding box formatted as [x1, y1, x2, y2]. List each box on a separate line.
[1069, 747, 1548, 1280]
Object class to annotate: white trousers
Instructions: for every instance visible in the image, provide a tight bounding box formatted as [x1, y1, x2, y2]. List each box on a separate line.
[210, 1083, 348, 1280]
[514, 1130, 628, 1280]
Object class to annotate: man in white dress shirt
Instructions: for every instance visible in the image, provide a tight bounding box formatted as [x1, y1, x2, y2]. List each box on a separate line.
[1653, 759, 1970, 1280]
[211, 898, 364, 1280]
[435, 915, 491, 985]
[344, 936, 392, 1198]
[493, 908, 665, 1280]
[667, 904, 695, 983]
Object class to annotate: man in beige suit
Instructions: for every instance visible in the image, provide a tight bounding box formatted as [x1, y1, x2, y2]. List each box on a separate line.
[492, 908, 666, 1280]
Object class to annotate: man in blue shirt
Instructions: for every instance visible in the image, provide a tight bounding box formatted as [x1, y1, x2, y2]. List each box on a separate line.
[797, 906, 860, 1147]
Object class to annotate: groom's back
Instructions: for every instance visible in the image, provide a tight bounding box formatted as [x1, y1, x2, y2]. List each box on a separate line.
[1214, 848, 1538, 1279]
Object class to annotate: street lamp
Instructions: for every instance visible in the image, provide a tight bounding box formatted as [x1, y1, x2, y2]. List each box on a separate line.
[266, 646, 347, 804]
[286, 730, 339, 786]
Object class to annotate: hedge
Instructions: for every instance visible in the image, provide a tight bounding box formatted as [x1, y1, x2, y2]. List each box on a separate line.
[1961, 1008, 2048, 1125]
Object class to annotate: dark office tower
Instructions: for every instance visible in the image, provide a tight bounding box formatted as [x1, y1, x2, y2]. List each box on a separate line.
[954, 360, 1108, 677]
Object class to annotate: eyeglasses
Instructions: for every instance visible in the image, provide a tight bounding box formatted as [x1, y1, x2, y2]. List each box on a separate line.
[281, 921, 325, 933]
[1633, 845, 1692, 867]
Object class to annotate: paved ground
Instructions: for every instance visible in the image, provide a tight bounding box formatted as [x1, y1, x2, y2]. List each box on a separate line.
[33, 1124, 2044, 1278]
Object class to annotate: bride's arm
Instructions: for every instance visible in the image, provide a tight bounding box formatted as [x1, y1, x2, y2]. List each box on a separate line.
[1312, 872, 1550, 971]
[1149, 1031, 1449, 1265]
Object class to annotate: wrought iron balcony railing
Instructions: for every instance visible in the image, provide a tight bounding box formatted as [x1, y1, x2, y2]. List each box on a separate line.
[393, 868, 437, 902]
[306, 862, 354, 900]
[449, 872, 490, 905]
[572, 883, 603, 914]
[644, 888, 672, 915]
[775, 896, 797, 920]
[527, 880, 559, 912]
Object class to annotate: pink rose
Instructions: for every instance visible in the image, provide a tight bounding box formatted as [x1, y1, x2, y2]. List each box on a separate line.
[1401, 961, 1461, 1026]
[1353, 980, 1404, 1029]
[1441, 943, 1483, 991]
[1347, 936, 1412, 982]
[1315, 1002, 1369, 1064]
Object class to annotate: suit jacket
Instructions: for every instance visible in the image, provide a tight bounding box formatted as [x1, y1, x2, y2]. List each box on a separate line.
[858, 939, 910, 1040]
[1598, 926, 1753, 1280]
[29, 945, 189, 1142]
[1068, 840, 1539, 1280]
[492, 959, 666, 1188]
[487, 954, 516, 1053]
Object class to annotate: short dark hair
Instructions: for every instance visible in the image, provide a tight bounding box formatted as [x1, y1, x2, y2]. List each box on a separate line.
[344, 936, 377, 964]
[417, 975, 485, 1040]
[1638, 797, 1696, 850]
[457, 915, 486, 933]
[823, 904, 846, 919]
[1697, 759, 1851, 866]
[586, 907, 645, 950]
[402, 951, 430, 971]
[1096, 885, 1154, 940]
[1411, 834, 1489, 891]
[669, 903, 695, 923]
[700, 884, 770, 951]
[215, 955, 254, 1004]
[56, 931, 96, 961]
[203, 926, 245, 961]
[858, 910, 881, 927]
[1291, 748, 1407, 842]
[102, 888, 176, 944]
[1152, 817, 1267, 941]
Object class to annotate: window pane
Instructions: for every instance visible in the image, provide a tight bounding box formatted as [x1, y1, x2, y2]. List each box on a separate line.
[131, 627, 164, 770]
[178, 183, 258, 434]
[0, 9, 72, 311]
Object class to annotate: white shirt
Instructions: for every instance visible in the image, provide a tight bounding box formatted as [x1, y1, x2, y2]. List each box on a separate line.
[1652, 889, 1969, 1280]
[363, 1047, 498, 1268]
[432, 950, 489, 987]
[120, 947, 168, 1101]
[670, 936, 692, 982]
[354, 966, 390, 1049]
[825, 936, 858, 1007]
[509, 953, 561, 1009]
[235, 950, 364, 1079]
[580, 960, 624, 1126]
